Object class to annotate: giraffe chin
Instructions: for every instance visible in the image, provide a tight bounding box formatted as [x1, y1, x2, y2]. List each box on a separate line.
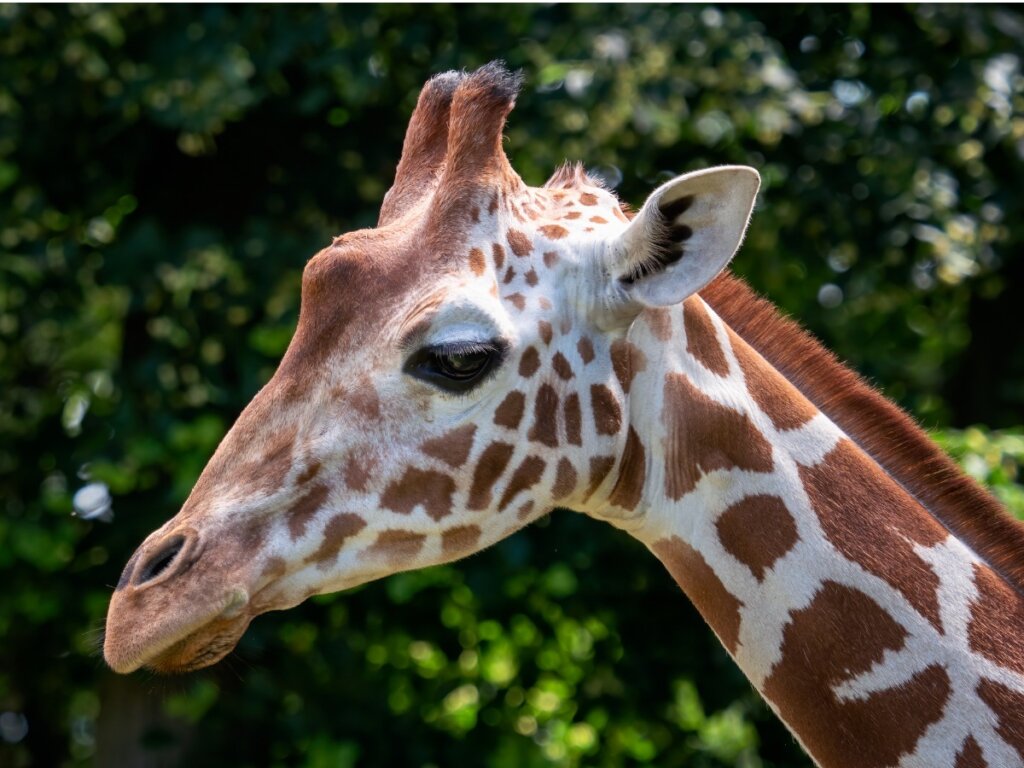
[104, 586, 254, 675]
[144, 613, 252, 674]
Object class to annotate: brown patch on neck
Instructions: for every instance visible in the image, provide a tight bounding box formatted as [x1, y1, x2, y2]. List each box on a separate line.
[702, 271, 1024, 593]
[307, 513, 367, 565]
[494, 391, 526, 430]
[498, 456, 546, 511]
[955, 736, 988, 768]
[539, 224, 569, 239]
[652, 536, 742, 654]
[244, 426, 297, 494]
[968, 563, 1024, 676]
[343, 454, 374, 492]
[976, 679, 1024, 761]
[608, 427, 645, 511]
[716, 495, 797, 581]
[800, 439, 945, 631]
[610, 338, 646, 394]
[368, 529, 427, 561]
[287, 483, 331, 541]
[584, 456, 615, 503]
[551, 352, 574, 380]
[552, 458, 577, 500]
[643, 308, 674, 342]
[728, 326, 817, 431]
[538, 320, 553, 345]
[492, 242, 506, 270]
[662, 372, 773, 500]
[577, 337, 595, 364]
[518, 347, 540, 377]
[507, 228, 532, 256]
[421, 424, 477, 468]
[563, 393, 582, 445]
[468, 247, 486, 276]
[528, 384, 560, 447]
[590, 384, 622, 436]
[682, 298, 729, 376]
[468, 442, 515, 510]
[297, 461, 321, 485]
[441, 524, 482, 557]
[762, 580, 950, 768]
[380, 468, 456, 521]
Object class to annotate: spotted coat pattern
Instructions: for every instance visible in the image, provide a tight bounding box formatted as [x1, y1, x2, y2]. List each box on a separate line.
[105, 64, 1024, 768]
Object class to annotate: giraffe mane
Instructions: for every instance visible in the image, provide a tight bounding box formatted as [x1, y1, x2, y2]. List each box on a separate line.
[543, 161, 605, 191]
[702, 271, 1024, 595]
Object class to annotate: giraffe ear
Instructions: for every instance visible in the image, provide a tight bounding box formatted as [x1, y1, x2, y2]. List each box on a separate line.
[608, 166, 760, 308]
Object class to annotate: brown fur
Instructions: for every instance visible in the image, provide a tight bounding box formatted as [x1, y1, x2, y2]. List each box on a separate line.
[715, 495, 797, 581]
[287, 483, 331, 541]
[492, 242, 506, 270]
[538, 320, 553, 345]
[551, 352, 574, 380]
[762, 581, 950, 768]
[442, 524, 482, 557]
[494, 391, 526, 430]
[528, 384, 560, 447]
[968, 563, 1024, 676]
[702, 272, 1024, 594]
[378, 70, 462, 225]
[507, 229, 532, 256]
[585, 456, 615, 502]
[576, 337, 595, 365]
[539, 224, 569, 239]
[420, 424, 477, 468]
[552, 458, 577, 500]
[653, 536, 742, 654]
[468, 442, 515, 510]
[590, 384, 622, 436]
[380, 468, 456, 521]
[608, 427, 646, 511]
[662, 372, 774, 500]
[955, 737, 988, 768]
[643, 308, 674, 342]
[307, 513, 367, 565]
[563, 393, 582, 446]
[610, 339, 646, 394]
[498, 456, 546, 512]
[468, 247, 486, 276]
[518, 347, 540, 377]
[682, 298, 729, 376]
[976, 679, 1024, 760]
[801, 439, 945, 631]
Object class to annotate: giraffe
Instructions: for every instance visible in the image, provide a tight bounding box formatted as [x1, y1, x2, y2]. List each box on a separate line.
[104, 63, 1024, 767]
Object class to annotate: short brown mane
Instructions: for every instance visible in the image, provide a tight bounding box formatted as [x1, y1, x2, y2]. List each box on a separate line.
[702, 271, 1024, 594]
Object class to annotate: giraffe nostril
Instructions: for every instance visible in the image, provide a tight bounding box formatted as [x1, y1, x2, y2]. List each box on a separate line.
[135, 534, 187, 586]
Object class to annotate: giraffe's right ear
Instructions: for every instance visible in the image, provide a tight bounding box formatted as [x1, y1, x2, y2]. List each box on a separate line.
[606, 166, 760, 309]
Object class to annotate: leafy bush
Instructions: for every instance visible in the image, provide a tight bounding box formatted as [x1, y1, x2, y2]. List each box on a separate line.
[1, 5, 1022, 767]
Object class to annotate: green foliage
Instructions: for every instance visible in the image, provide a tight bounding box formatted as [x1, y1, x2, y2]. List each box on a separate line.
[1, 5, 1022, 767]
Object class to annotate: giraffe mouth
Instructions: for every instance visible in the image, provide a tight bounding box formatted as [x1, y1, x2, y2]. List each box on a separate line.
[104, 586, 253, 674]
[145, 611, 253, 674]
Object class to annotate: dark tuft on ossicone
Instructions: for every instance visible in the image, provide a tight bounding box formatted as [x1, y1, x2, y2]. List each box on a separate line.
[467, 60, 525, 103]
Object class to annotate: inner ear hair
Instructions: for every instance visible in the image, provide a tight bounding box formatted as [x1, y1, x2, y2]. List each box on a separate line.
[620, 193, 696, 285]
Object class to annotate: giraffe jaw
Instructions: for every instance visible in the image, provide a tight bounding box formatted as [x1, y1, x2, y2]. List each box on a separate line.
[104, 587, 252, 674]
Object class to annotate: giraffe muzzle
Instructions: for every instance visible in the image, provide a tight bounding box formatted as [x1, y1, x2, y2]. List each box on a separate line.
[104, 526, 258, 674]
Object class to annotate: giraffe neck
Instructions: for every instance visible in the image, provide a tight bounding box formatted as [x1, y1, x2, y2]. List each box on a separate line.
[591, 295, 1024, 768]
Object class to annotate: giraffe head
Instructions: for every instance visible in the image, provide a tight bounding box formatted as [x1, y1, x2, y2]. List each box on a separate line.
[104, 63, 759, 674]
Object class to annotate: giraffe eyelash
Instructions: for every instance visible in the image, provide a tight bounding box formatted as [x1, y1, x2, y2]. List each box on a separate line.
[403, 338, 508, 394]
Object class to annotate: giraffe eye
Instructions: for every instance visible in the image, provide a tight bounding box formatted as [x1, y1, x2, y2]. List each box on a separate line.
[405, 341, 504, 393]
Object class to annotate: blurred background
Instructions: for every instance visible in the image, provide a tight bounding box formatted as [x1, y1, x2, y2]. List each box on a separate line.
[2, 4, 1023, 767]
